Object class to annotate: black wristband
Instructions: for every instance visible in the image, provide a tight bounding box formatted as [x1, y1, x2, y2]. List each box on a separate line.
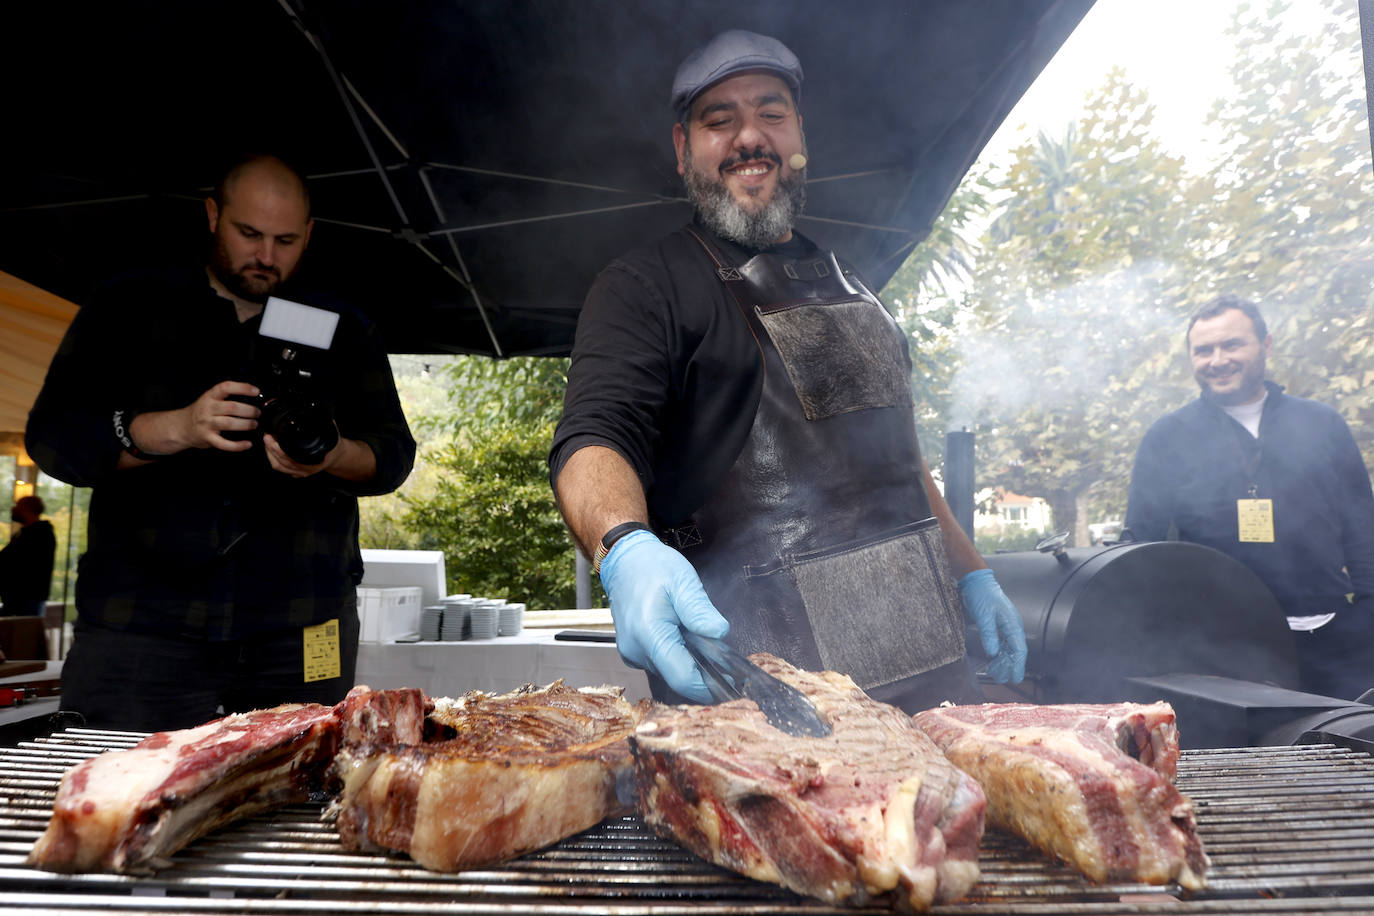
[591, 521, 653, 575]
[112, 408, 160, 461]
[602, 521, 652, 552]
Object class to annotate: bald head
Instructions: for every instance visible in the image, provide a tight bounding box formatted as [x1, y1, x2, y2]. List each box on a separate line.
[213, 154, 311, 219]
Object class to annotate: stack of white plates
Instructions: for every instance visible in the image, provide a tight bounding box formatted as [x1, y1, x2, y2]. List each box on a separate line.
[498, 602, 526, 637]
[419, 606, 444, 641]
[440, 595, 473, 641]
[468, 600, 501, 639]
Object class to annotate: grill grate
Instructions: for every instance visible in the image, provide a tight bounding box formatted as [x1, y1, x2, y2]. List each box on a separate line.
[2, 730, 1373, 914]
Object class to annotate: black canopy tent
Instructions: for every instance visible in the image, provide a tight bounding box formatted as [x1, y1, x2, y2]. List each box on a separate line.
[0, 0, 1094, 358]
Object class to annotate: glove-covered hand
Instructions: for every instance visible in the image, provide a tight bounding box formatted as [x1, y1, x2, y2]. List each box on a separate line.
[598, 529, 730, 704]
[957, 568, 1027, 684]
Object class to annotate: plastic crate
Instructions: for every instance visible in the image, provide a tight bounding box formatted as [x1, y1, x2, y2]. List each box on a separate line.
[356, 586, 423, 643]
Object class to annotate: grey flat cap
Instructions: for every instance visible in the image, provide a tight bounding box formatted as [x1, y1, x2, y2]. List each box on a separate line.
[671, 30, 802, 119]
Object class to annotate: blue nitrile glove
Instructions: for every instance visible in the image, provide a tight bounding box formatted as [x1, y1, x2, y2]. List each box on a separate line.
[957, 568, 1027, 684]
[598, 529, 730, 704]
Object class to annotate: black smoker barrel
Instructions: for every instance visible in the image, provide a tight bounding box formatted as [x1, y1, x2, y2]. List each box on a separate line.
[942, 430, 1371, 752]
[978, 540, 1302, 704]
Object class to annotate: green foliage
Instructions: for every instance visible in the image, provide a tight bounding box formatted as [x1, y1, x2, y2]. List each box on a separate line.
[976, 526, 1047, 555]
[894, 1, 1373, 546]
[1202, 0, 1374, 466]
[884, 173, 994, 467]
[430, 356, 569, 432]
[403, 418, 581, 608]
[384, 354, 593, 610]
[956, 69, 1201, 544]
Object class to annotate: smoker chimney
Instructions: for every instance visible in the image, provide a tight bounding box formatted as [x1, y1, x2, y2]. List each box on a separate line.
[944, 429, 975, 540]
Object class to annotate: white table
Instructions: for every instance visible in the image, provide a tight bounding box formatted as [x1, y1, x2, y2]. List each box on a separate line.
[0, 661, 63, 741]
[355, 630, 651, 702]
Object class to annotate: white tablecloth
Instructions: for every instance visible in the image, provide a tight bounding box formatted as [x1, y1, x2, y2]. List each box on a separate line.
[355, 630, 650, 702]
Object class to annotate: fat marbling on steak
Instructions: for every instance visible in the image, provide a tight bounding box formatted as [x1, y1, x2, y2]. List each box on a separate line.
[913, 702, 1208, 889]
[329, 681, 644, 871]
[629, 654, 986, 911]
[26, 702, 342, 873]
[26, 686, 421, 874]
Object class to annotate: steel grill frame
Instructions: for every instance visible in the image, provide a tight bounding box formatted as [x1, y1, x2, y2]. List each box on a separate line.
[3, 729, 1374, 914]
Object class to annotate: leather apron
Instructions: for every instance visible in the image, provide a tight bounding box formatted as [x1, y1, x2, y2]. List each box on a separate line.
[655, 229, 981, 713]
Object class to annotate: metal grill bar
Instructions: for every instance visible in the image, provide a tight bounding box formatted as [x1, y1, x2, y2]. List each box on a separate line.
[2, 732, 1373, 914]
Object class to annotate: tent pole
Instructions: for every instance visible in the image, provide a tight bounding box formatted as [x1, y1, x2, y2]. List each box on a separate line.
[278, 0, 411, 226]
[417, 168, 504, 357]
[430, 199, 680, 237]
[279, 0, 508, 358]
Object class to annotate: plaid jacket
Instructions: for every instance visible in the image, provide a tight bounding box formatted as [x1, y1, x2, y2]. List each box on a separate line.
[26, 267, 416, 639]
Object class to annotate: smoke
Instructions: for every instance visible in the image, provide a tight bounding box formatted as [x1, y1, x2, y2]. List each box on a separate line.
[944, 260, 1188, 431]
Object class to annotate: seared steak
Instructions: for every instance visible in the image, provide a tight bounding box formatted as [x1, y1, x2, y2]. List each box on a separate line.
[913, 702, 1208, 889]
[629, 654, 986, 911]
[329, 681, 644, 871]
[27, 702, 341, 873]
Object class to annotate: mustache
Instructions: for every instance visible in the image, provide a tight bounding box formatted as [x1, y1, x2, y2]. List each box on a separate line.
[243, 263, 280, 277]
[720, 148, 783, 172]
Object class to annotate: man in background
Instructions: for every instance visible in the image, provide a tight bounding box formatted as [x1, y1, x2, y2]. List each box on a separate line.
[0, 495, 56, 616]
[1126, 295, 1374, 700]
[26, 154, 415, 731]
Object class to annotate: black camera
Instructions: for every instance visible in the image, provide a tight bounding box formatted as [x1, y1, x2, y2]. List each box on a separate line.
[233, 297, 341, 465]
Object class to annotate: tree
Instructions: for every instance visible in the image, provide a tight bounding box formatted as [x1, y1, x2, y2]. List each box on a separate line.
[956, 70, 1203, 545]
[355, 355, 452, 551]
[883, 171, 994, 469]
[405, 418, 576, 607]
[903, 0, 1373, 549]
[1202, 0, 1374, 465]
[393, 355, 591, 609]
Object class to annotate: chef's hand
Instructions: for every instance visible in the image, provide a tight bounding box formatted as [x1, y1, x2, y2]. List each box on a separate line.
[598, 529, 730, 704]
[957, 568, 1027, 684]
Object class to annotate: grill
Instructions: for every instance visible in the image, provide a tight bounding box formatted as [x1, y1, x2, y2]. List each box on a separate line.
[3, 728, 1374, 914]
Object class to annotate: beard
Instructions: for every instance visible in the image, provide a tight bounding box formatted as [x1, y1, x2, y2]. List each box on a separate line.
[683, 143, 807, 249]
[208, 234, 282, 304]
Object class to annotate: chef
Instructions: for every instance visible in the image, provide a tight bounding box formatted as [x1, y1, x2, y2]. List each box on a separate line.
[549, 30, 1026, 712]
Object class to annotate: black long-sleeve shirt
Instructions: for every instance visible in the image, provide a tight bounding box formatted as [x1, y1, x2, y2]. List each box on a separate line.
[549, 221, 821, 527]
[25, 266, 415, 639]
[1125, 381, 1374, 615]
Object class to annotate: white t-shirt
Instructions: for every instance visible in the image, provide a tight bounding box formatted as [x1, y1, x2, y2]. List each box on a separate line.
[1220, 389, 1267, 438]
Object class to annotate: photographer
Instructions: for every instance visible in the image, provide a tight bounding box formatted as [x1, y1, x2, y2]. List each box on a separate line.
[26, 154, 416, 731]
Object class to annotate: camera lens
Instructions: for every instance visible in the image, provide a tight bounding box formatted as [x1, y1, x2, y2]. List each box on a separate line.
[261, 396, 338, 464]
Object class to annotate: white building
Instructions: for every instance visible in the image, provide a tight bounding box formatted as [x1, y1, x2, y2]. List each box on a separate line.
[973, 488, 1053, 535]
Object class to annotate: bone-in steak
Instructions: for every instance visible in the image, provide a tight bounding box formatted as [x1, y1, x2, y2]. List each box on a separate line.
[26, 702, 342, 873]
[629, 654, 986, 910]
[913, 702, 1208, 889]
[329, 681, 644, 871]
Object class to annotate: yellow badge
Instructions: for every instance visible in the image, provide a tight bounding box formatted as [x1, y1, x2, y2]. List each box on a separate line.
[303, 618, 341, 683]
[1237, 498, 1275, 543]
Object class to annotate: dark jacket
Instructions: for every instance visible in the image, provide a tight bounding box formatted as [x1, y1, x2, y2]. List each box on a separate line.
[25, 266, 416, 639]
[1125, 381, 1374, 615]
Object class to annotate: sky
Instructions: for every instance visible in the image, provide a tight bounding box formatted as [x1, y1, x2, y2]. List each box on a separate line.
[982, 0, 1242, 171]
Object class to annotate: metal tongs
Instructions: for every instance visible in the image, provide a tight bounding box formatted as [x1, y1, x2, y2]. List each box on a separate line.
[680, 630, 831, 738]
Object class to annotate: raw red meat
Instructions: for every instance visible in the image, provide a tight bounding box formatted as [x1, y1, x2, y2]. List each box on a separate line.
[913, 701, 1208, 889]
